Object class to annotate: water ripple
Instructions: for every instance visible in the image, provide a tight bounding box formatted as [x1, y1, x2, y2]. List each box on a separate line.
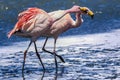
[1, 29, 120, 79]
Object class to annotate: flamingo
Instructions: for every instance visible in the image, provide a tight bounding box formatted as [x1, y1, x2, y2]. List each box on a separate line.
[7, 5, 94, 72]
[42, 6, 94, 70]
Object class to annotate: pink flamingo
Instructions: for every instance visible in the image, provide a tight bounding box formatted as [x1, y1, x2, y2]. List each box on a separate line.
[42, 6, 94, 69]
[8, 5, 94, 72]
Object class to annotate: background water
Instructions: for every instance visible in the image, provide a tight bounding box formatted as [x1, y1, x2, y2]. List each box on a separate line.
[0, 0, 120, 80]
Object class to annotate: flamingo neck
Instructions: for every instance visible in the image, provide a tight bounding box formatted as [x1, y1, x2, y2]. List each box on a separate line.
[73, 13, 83, 28]
[52, 8, 78, 22]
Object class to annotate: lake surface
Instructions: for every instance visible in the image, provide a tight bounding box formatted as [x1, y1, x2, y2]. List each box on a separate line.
[0, 0, 120, 80]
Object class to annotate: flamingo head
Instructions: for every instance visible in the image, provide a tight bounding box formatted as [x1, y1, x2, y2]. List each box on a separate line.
[80, 7, 94, 19]
[69, 5, 94, 19]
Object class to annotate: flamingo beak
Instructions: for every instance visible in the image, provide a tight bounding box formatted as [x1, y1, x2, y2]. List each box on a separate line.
[87, 10, 94, 19]
[80, 7, 94, 19]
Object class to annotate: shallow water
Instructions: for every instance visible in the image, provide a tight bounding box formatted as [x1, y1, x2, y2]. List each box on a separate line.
[0, 0, 120, 80]
[0, 29, 120, 80]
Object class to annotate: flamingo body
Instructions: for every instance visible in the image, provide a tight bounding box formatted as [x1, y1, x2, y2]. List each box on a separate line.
[48, 11, 81, 37]
[8, 7, 52, 41]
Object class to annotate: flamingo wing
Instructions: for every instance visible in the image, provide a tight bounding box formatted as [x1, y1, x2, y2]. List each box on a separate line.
[8, 7, 47, 38]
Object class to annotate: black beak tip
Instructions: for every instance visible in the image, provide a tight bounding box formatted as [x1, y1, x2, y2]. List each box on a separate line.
[91, 15, 94, 19]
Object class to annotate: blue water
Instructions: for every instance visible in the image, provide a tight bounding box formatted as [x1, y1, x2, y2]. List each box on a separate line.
[0, 0, 120, 80]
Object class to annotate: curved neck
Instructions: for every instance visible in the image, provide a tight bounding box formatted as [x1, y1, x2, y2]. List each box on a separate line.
[51, 7, 80, 22]
[72, 13, 83, 27]
[51, 8, 83, 27]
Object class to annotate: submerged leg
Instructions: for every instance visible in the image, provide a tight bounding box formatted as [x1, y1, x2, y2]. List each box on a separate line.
[22, 41, 32, 73]
[34, 42, 45, 71]
[42, 37, 65, 63]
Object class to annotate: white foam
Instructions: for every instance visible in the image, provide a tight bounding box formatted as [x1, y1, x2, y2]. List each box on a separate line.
[0, 29, 120, 54]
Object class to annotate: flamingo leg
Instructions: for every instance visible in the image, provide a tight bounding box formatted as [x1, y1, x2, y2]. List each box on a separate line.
[54, 38, 58, 71]
[42, 37, 65, 63]
[33, 42, 45, 71]
[22, 41, 32, 73]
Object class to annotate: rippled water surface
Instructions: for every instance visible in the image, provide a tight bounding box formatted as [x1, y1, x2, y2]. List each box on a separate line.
[1, 29, 120, 80]
[0, 0, 120, 80]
